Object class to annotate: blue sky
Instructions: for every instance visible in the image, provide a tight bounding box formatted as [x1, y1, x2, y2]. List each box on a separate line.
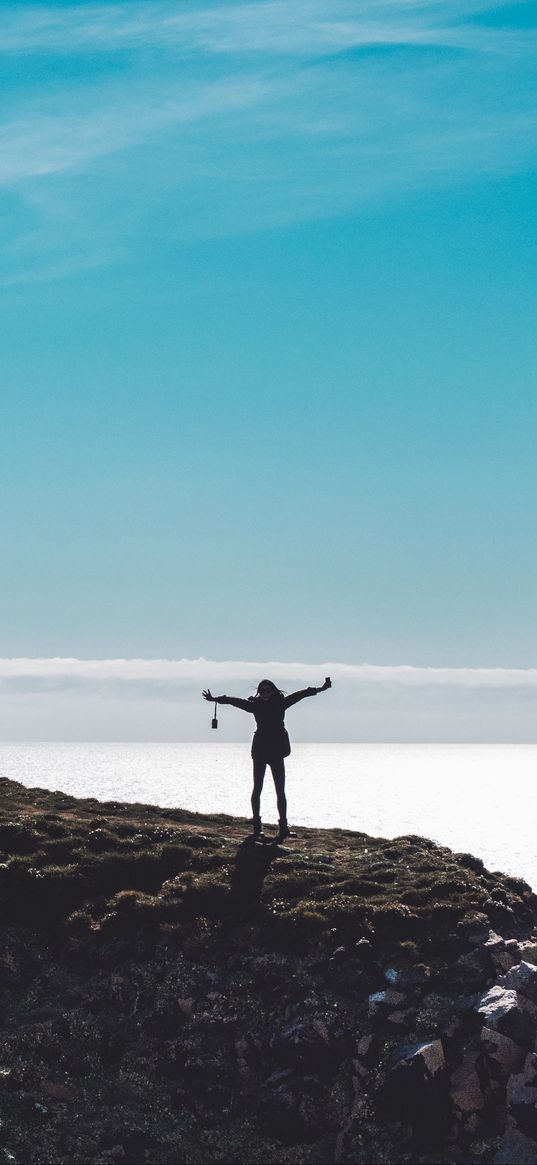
[2, 1, 537, 728]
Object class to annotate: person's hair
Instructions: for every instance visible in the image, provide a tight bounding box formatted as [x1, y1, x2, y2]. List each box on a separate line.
[255, 679, 285, 700]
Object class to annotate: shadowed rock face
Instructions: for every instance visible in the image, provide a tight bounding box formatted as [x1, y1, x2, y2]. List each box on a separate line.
[0, 776, 536, 1164]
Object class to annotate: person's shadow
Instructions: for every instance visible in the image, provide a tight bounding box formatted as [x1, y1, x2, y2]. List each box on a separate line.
[229, 837, 278, 916]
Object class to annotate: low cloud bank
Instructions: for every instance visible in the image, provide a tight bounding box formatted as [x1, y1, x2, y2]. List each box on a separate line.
[1, 659, 537, 742]
[2, 658, 537, 687]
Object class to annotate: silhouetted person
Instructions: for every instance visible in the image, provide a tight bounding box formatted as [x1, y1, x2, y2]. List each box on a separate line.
[202, 677, 332, 842]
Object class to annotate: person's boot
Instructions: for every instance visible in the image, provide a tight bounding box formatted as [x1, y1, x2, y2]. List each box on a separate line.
[275, 820, 296, 843]
[252, 816, 265, 842]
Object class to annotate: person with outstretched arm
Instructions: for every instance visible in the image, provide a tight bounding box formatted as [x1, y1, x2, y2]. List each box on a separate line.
[202, 677, 332, 843]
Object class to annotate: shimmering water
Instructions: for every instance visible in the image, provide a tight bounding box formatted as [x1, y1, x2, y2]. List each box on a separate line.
[0, 741, 534, 887]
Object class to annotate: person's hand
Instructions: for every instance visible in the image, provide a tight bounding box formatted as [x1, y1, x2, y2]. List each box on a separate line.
[202, 689, 214, 702]
[320, 677, 331, 690]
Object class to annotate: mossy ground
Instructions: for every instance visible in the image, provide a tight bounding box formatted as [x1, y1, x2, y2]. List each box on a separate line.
[1, 776, 532, 948]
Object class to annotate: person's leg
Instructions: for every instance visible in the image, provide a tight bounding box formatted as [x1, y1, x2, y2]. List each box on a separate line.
[251, 757, 266, 836]
[270, 757, 288, 835]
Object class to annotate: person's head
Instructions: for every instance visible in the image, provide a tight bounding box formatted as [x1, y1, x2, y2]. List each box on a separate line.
[256, 679, 284, 702]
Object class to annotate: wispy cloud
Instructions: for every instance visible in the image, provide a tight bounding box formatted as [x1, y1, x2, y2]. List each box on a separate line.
[0, 75, 270, 183]
[0, 2, 524, 58]
[0, 0, 535, 277]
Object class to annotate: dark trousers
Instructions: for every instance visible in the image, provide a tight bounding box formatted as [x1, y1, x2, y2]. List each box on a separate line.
[251, 755, 287, 826]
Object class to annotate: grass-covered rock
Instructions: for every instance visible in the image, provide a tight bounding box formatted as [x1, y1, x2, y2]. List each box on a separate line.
[0, 776, 535, 1163]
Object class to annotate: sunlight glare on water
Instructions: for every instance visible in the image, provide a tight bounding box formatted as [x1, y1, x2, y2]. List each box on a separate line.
[0, 741, 534, 888]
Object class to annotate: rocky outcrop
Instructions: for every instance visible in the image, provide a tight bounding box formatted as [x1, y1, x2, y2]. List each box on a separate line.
[0, 777, 536, 1163]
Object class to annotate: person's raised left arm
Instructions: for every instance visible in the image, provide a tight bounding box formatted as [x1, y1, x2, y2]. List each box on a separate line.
[284, 677, 331, 709]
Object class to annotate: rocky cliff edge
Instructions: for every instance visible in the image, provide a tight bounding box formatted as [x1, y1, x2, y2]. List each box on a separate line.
[0, 777, 536, 1164]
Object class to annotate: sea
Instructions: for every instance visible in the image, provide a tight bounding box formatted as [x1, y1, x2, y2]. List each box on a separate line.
[0, 742, 534, 889]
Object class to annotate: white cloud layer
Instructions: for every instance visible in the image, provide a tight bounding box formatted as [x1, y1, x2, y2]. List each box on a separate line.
[3, 656, 537, 687]
[1, 659, 537, 742]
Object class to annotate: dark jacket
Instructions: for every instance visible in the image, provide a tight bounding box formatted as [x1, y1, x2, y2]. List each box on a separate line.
[219, 688, 318, 761]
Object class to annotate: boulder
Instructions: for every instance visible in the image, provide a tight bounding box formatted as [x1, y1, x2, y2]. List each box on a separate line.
[506, 1054, 537, 1141]
[383, 965, 430, 989]
[517, 941, 537, 967]
[382, 1039, 448, 1136]
[483, 930, 517, 973]
[476, 986, 536, 1048]
[499, 963, 537, 1006]
[480, 1026, 525, 1082]
[483, 930, 506, 953]
[489, 945, 514, 973]
[491, 950, 517, 975]
[393, 1038, 446, 1078]
[368, 988, 406, 1017]
[450, 1053, 485, 1117]
[493, 1122, 537, 1165]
